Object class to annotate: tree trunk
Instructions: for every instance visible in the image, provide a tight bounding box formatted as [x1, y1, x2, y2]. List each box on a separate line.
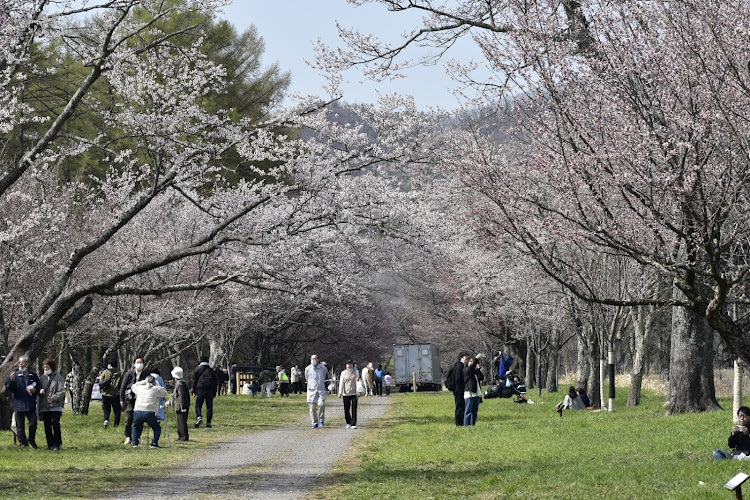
[525, 346, 535, 389]
[576, 333, 589, 391]
[666, 297, 721, 414]
[546, 344, 559, 393]
[627, 305, 652, 406]
[68, 363, 86, 415]
[734, 360, 743, 424]
[0, 392, 12, 430]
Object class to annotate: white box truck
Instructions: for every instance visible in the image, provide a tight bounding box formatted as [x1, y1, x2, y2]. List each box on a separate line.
[393, 343, 442, 391]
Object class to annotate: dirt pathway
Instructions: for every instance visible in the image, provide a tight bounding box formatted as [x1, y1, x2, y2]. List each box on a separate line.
[114, 396, 390, 500]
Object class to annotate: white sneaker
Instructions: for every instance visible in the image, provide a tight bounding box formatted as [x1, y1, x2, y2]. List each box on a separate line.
[345, 424, 351, 429]
[104, 420, 109, 428]
[124, 437, 131, 445]
[351, 425, 357, 429]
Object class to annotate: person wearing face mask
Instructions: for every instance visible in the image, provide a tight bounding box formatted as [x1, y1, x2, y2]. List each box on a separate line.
[4, 354, 40, 449]
[120, 357, 149, 445]
[38, 358, 65, 450]
[305, 354, 328, 428]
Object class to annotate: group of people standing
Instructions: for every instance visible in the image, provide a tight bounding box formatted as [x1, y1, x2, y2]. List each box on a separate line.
[4, 356, 65, 450]
[3, 353, 224, 451]
[450, 349, 518, 427]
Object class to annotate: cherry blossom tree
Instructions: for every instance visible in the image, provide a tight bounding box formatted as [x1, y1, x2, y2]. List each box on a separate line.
[0, 1, 446, 398]
[324, 0, 750, 413]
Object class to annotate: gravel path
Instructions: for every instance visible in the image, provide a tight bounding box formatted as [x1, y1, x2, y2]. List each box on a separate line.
[114, 396, 391, 500]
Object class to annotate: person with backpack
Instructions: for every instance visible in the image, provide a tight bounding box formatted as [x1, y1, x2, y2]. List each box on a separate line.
[98, 360, 121, 428]
[120, 357, 149, 445]
[448, 352, 470, 426]
[192, 356, 217, 428]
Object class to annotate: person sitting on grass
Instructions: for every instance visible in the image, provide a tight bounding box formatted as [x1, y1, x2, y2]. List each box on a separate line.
[556, 385, 585, 416]
[577, 387, 592, 409]
[713, 406, 750, 459]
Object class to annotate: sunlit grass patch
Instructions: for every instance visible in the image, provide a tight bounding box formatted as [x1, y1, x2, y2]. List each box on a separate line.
[0, 394, 308, 499]
[317, 390, 745, 499]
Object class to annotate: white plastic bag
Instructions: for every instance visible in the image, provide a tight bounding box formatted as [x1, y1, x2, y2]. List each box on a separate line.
[356, 379, 365, 395]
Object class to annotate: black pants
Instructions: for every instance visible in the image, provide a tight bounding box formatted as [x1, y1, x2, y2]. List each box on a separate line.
[454, 391, 465, 426]
[279, 383, 290, 397]
[124, 401, 135, 438]
[102, 395, 121, 426]
[375, 379, 383, 396]
[176, 410, 189, 441]
[195, 390, 214, 424]
[343, 395, 358, 426]
[14, 409, 37, 446]
[40, 411, 62, 448]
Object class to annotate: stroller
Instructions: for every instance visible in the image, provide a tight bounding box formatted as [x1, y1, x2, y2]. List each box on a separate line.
[511, 379, 528, 403]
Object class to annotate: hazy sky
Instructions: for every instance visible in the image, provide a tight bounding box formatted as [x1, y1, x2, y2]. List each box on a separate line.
[218, 1, 484, 109]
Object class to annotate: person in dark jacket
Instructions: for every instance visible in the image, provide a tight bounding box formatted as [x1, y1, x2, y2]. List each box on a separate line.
[170, 367, 190, 441]
[4, 355, 40, 448]
[714, 406, 750, 459]
[451, 352, 470, 427]
[119, 357, 149, 445]
[98, 360, 121, 428]
[192, 356, 217, 428]
[463, 353, 485, 426]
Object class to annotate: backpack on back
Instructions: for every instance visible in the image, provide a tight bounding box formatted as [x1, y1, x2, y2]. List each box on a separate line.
[100, 369, 122, 397]
[445, 367, 456, 392]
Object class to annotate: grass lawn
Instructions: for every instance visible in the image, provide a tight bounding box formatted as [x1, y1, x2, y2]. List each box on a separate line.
[0, 394, 308, 499]
[316, 389, 748, 499]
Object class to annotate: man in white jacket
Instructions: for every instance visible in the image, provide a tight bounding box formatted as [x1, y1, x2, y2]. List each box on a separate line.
[131, 375, 168, 448]
[305, 354, 328, 429]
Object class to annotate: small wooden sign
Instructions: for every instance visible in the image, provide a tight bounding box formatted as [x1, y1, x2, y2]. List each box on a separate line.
[725, 472, 750, 491]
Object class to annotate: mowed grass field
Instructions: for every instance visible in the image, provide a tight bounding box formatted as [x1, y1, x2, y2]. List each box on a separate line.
[0, 394, 308, 499]
[316, 389, 748, 500]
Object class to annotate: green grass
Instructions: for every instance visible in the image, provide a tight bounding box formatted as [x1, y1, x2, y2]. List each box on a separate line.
[0, 394, 308, 500]
[316, 390, 748, 499]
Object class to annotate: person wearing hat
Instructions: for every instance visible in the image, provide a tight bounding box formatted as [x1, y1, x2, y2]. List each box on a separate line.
[338, 360, 359, 429]
[170, 367, 190, 441]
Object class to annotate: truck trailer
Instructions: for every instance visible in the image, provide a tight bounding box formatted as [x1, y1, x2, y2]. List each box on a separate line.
[393, 343, 442, 391]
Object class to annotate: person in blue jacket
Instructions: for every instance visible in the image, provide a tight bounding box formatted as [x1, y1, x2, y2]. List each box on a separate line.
[4, 355, 41, 449]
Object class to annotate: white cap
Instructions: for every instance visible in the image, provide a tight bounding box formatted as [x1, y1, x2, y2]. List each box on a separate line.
[171, 367, 184, 379]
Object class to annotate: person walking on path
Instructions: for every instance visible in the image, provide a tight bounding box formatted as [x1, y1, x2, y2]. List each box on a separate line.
[38, 358, 65, 450]
[120, 357, 149, 445]
[338, 360, 359, 429]
[98, 360, 121, 428]
[451, 352, 469, 426]
[384, 372, 393, 395]
[5, 355, 40, 449]
[192, 356, 217, 428]
[170, 367, 190, 441]
[305, 354, 328, 428]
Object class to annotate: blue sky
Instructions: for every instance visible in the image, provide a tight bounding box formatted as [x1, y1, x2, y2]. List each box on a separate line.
[218, 1, 485, 109]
